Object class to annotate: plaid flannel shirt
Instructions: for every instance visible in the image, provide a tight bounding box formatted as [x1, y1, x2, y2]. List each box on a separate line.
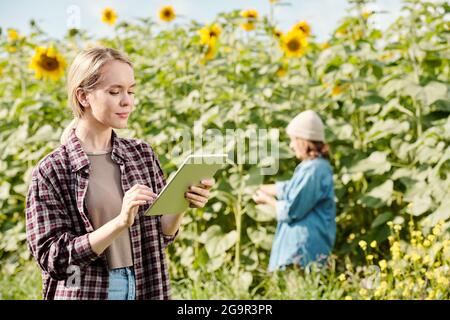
[25, 128, 177, 300]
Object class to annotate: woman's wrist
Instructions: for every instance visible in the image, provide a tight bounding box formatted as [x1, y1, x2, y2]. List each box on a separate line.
[113, 215, 128, 231]
[268, 197, 277, 207]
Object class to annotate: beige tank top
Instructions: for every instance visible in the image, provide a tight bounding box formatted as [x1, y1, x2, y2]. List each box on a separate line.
[85, 151, 133, 270]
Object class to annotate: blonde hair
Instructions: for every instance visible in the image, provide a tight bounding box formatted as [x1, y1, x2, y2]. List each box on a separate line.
[60, 47, 133, 145]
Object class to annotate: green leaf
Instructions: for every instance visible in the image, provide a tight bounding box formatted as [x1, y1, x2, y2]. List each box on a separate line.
[0, 182, 11, 200]
[349, 151, 391, 175]
[365, 119, 409, 143]
[371, 211, 393, 228]
[424, 81, 448, 106]
[360, 180, 394, 208]
[406, 195, 432, 216]
[200, 225, 237, 257]
[231, 271, 253, 293]
[246, 226, 273, 250]
[430, 99, 450, 113]
[27, 125, 57, 143]
[247, 204, 276, 222]
[422, 198, 450, 227]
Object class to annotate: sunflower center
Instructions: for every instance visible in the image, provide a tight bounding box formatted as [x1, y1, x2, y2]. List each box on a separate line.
[38, 55, 59, 71]
[163, 10, 172, 17]
[105, 11, 112, 19]
[209, 31, 217, 37]
[287, 39, 301, 51]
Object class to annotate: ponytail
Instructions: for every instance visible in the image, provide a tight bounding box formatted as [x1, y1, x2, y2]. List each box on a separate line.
[304, 141, 331, 160]
[60, 118, 79, 145]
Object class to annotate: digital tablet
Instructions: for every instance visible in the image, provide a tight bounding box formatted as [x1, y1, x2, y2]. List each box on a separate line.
[144, 154, 228, 216]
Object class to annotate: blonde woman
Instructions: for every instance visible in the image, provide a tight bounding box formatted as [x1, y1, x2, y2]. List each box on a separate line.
[253, 110, 336, 271]
[25, 47, 213, 300]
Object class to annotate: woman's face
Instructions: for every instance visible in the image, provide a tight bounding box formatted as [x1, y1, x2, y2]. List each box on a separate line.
[289, 136, 307, 160]
[82, 60, 135, 130]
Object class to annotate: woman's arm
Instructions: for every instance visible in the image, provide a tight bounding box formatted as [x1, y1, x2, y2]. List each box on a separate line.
[88, 218, 129, 255]
[89, 183, 158, 255]
[26, 168, 100, 280]
[259, 184, 277, 197]
[161, 214, 184, 236]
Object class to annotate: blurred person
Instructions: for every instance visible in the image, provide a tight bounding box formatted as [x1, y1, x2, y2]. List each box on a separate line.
[253, 110, 336, 271]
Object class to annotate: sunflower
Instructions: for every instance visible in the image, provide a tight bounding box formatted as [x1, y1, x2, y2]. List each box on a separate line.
[352, 29, 364, 41]
[331, 84, 348, 97]
[101, 7, 118, 26]
[335, 26, 348, 37]
[362, 10, 373, 20]
[331, 85, 342, 97]
[276, 65, 287, 78]
[320, 42, 330, 50]
[202, 44, 218, 63]
[379, 52, 394, 61]
[273, 29, 283, 40]
[7, 28, 20, 41]
[240, 9, 258, 31]
[291, 21, 311, 37]
[6, 45, 17, 53]
[159, 6, 176, 22]
[29, 46, 67, 81]
[198, 24, 222, 45]
[280, 30, 308, 58]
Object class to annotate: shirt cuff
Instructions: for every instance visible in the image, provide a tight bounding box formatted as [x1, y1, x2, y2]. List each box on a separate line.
[161, 228, 179, 249]
[275, 200, 290, 222]
[74, 233, 101, 264]
[275, 181, 288, 199]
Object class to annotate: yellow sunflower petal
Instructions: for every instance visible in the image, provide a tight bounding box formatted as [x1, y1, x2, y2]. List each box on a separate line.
[29, 46, 66, 81]
[240, 9, 258, 31]
[7, 29, 20, 41]
[159, 6, 176, 22]
[292, 21, 311, 37]
[47, 47, 56, 58]
[241, 23, 255, 32]
[102, 7, 117, 25]
[281, 30, 308, 58]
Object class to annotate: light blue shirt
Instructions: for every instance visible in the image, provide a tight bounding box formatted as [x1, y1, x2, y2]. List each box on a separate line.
[268, 157, 336, 271]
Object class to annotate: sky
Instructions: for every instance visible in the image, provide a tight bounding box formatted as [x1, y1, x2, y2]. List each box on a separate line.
[0, 0, 405, 42]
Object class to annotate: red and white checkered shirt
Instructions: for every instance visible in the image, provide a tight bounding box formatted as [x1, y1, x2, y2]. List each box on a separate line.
[25, 128, 177, 300]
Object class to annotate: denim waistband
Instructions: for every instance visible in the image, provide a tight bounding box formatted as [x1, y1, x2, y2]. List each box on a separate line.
[109, 266, 134, 276]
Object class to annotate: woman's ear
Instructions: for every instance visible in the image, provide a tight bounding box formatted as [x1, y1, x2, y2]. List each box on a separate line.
[75, 88, 90, 108]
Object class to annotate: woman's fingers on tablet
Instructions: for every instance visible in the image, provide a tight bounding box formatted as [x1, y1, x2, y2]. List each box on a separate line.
[200, 179, 214, 188]
[188, 186, 210, 198]
[185, 192, 208, 203]
[131, 185, 156, 196]
[188, 199, 207, 208]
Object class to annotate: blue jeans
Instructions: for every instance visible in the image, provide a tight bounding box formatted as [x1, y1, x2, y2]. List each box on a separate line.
[107, 267, 136, 300]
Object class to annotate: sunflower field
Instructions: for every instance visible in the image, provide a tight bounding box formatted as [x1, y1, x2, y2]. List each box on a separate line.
[0, 0, 450, 300]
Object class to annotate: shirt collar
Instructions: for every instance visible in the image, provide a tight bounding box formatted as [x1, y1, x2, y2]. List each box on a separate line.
[66, 128, 129, 173]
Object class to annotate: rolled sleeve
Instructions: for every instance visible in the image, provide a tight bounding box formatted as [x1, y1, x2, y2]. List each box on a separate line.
[25, 167, 100, 281]
[275, 180, 289, 200]
[161, 229, 179, 249]
[73, 233, 99, 263]
[275, 200, 290, 221]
